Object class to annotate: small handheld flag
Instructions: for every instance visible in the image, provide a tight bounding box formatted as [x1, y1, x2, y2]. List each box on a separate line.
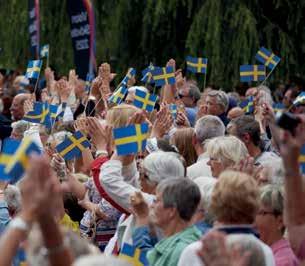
[108, 86, 128, 105]
[40, 44, 49, 58]
[240, 65, 266, 82]
[239, 96, 254, 114]
[255, 47, 281, 70]
[23, 101, 51, 127]
[85, 73, 94, 94]
[152, 66, 176, 86]
[133, 89, 157, 112]
[186, 56, 208, 74]
[119, 243, 148, 266]
[25, 60, 42, 80]
[56, 131, 91, 161]
[293, 92, 305, 106]
[121, 68, 136, 85]
[3, 137, 41, 182]
[169, 104, 178, 118]
[113, 123, 149, 156]
[141, 64, 155, 84]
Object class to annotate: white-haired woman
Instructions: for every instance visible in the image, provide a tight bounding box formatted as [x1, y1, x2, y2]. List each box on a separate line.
[206, 136, 249, 178]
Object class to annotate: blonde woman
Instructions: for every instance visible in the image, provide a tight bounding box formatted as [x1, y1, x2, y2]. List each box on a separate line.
[206, 136, 249, 178]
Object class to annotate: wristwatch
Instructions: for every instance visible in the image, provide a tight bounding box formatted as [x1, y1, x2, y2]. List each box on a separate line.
[9, 217, 31, 232]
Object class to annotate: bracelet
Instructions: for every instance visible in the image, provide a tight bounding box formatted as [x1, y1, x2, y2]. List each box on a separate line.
[41, 238, 69, 257]
[95, 150, 108, 157]
[9, 217, 32, 232]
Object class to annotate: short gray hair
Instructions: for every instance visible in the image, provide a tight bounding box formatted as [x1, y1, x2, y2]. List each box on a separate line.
[188, 83, 201, 103]
[208, 90, 229, 112]
[226, 234, 266, 266]
[259, 184, 284, 215]
[143, 151, 185, 184]
[11, 120, 30, 135]
[4, 185, 21, 214]
[157, 178, 201, 221]
[73, 255, 130, 266]
[194, 115, 225, 145]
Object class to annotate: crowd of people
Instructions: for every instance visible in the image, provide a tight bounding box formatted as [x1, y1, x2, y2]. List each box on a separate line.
[0, 60, 305, 266]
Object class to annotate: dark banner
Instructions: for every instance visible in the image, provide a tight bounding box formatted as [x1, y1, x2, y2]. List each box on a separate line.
[67, 0, 96, 80]
[28, 0, 40, 59]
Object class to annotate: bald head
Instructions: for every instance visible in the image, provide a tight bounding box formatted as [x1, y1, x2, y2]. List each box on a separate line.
[227, 107, 244, 120]
[10, 93, 31, 121]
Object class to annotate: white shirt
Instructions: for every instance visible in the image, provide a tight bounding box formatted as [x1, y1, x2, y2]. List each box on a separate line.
[187, 152, 212, 180]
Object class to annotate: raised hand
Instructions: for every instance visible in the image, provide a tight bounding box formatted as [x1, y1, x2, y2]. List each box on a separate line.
[151, 106, 173, 138]
[57, 79, 72, 102]
[23, 99, 34, 114]
[130, 191, 149, 226]
[87, 117, 112, 151]
[176, 111, 190, 127]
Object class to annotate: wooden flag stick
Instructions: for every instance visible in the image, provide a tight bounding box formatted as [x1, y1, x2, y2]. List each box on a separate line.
[259, 62, 279, 87]
[47, 47, 50, 68]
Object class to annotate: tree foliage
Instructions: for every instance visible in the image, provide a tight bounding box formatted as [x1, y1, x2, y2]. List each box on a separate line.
[0, 0, 304, 89]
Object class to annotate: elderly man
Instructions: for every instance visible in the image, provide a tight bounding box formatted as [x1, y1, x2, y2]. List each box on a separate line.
[187, 115, 225, 179]
[227, 115, 279, 165]
[178, 81, 201, 126]
[206, 90, 230, 126]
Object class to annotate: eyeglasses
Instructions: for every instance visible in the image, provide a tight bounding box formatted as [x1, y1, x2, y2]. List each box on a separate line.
[257, 210, 280, 216]
[178, 93, 190, 99]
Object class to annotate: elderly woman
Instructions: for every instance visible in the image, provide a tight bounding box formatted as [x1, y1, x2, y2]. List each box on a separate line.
[206, 136, 249, 178]
[132, 178, 201, 266]
[255, 185, 299, 265]
[178, 170, 275, 266]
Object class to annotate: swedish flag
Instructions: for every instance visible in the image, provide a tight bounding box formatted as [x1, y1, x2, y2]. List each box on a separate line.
[3, 137, 41, 182]
[40, 44, 49, 58]
[55, 102, 67, 122]
[133, 89, 157, 112]
[0, 139, 18, 181]
[108, 86, 128, 105]
[56, 131, 91, 160]
[23, 102, 51, 127]
[239, 96, 254, 114]
[169, 104, 177, 118]
[113, 123, 149, 156]
[122, 68, 136, 85]
[255, 47, 281, 70]
[141, 64, 155, 84]
[240, 65, 266, 82]
[152, 66, 176, 86]
[299, 144, 305, 175]
[119, 243, 148, 266]
[186, 56, 208, 74]
[273, 102, 285, 114]
[85, 73, 94, 93]
[25, 60, 42, 80]
[293, 92, 305, 106]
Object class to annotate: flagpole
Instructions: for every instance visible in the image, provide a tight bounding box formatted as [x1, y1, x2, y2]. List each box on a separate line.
[203, 72, 207, 91]
[258, 62, 279, 87]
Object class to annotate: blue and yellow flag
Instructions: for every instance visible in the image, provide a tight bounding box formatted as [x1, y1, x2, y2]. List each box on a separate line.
[186, 56, 208, 74]
[40, 44, 49, 58]
[122, 68, 136, 85]
[255, 47, 281, 70]
[240, 65, 266, 82]
[25, 60, 42, 80]
[119, 243, 148, 266]
[299, 145, 305, 175]
[293, 92, 305, 106]
[23, 102, 51, 127]
[152, 66, 176, 86]
[169, 104, 178, 118]
[108, 86, 128, 105]
[0, 139, 19, 181]
[85, 73, 94, 94]
[55, 102, 67, 122]
[56, 131, 91, 160]
[113, 123, 149, 156]
[141, 64, 155, 84]
[273, 102, 285, 114]
[239, 96, 254, 114]
[2, 137, 41, 182]
[133, 89, 157, 112]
